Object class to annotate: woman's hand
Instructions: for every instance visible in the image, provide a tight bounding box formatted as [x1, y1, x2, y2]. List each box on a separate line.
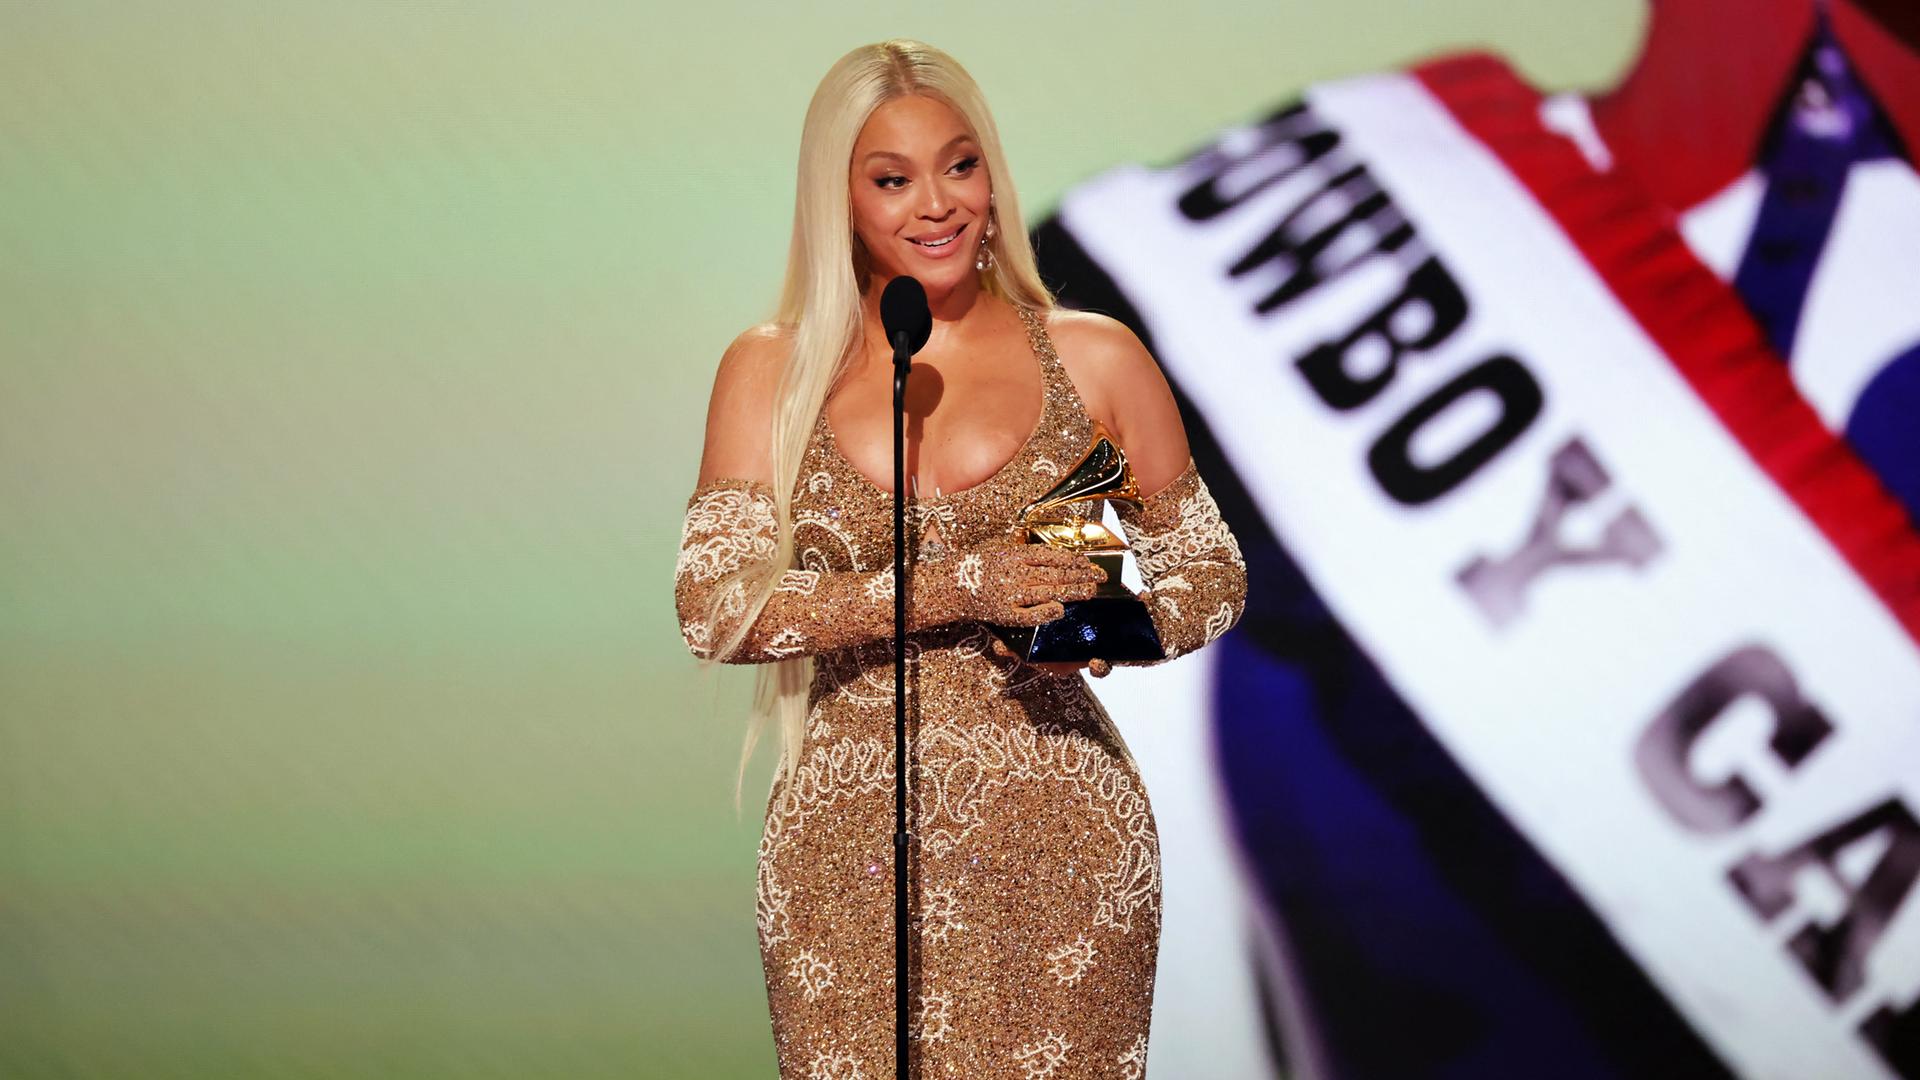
[982, 638, 1112, 678]
[955, 540, 1120, 677]
[917, 536, 1108, 629]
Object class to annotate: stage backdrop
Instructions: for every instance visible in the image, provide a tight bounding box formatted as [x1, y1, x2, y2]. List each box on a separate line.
[2, 3, 1652, 1077]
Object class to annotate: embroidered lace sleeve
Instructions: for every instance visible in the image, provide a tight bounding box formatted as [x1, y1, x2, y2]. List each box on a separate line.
[673, 479, 892, 663]
[1114, 460, 1248, 663]
[673, 479, 1103, 663]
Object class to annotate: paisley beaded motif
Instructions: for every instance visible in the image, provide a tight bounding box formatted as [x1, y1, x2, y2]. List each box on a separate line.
[678, 308, 1246, 1077]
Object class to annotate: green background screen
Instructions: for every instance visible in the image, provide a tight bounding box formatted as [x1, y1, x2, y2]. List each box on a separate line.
[1, 3, 1638, 1076]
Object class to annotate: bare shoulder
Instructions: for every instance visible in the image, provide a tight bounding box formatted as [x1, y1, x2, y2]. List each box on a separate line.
[696, 323, 793, 486]
[1042, 308, 1167, 424]
[716, 322, 792, 387]
[1046, 309, 1171, 412]
[1041, 308, 1191, 492]
[1043, 308, 1155, 374]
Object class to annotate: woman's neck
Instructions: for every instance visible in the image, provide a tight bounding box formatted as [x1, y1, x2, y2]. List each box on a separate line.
[1588, 0, 1920, 210]
[859, 272, 989, 350]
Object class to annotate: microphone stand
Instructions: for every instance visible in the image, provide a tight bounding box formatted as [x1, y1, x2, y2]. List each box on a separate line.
[890, 329, 912, 1080]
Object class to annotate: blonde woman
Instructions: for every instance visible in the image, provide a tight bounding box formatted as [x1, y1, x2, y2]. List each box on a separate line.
[673, 39, 1246, 1077]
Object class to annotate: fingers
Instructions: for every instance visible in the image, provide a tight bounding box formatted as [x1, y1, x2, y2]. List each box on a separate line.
[967, 540, 1107, 582]
[1017, 548, 1107, 577]
[1008, 576, 1099, 604]
[1010, 581, 1098, 607]
[953, 542, 1107, 626]
[1001, 600, 1065, 626]
[1022, 562, 1107, 586]
[1002, 557, 1106, 591]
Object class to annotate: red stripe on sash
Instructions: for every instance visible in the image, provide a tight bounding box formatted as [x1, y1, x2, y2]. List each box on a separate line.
[1416, 53, 1920, 645]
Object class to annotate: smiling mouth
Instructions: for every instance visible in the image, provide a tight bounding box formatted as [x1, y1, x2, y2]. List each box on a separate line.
[909, 223, 967, 248]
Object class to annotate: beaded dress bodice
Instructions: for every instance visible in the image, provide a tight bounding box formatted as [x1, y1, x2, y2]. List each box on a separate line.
[671, 304, 1246, 1079]
[801, 306, 1096, 567]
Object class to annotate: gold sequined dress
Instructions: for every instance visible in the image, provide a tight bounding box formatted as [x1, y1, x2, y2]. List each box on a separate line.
[674, 308, 1247, 1078]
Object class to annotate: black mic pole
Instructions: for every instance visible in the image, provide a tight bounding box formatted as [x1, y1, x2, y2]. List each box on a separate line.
[878, 273, 927, 1080]
[889, 323, 911, 1080]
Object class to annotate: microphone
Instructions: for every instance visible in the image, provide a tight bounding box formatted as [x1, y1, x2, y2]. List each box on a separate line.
[880, 275, 932, 367]
[877, 273, 929, 1080]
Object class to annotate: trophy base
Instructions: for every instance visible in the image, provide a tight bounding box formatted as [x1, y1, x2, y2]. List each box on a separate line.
[990, 585, 1165, 664]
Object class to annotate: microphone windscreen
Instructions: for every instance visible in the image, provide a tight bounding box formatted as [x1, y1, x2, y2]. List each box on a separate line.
[880, 276, 933, 356]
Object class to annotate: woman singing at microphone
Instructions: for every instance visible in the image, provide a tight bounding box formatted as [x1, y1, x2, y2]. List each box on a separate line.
[671, 38, 1246, 1077]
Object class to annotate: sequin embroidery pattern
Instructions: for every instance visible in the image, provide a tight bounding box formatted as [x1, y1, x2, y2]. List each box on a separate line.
[672, 308, 1247, 1077]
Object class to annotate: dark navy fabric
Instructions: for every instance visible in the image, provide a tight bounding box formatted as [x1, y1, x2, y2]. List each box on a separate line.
[1731, 21, 1895, 358]
[1847, 341, 1920, 529]
[1729, 20, 1919, 529]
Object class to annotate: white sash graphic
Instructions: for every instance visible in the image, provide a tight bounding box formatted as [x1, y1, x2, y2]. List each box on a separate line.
[1064, 71, 1920, 1080]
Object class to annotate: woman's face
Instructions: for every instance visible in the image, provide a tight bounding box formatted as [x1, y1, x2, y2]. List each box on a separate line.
[848, 94, 990, 296]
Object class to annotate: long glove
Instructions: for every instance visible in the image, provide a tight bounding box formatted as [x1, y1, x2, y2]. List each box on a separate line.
[1113, 460, 1248, 664]
[673, 479, 1105, 663]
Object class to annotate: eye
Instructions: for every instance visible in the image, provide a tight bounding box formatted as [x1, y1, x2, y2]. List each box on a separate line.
[951, 156, 980, 175]
[874, 174, 907, 190]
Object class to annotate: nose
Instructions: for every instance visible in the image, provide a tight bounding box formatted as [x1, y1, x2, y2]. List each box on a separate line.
[918, 181, 954, 221]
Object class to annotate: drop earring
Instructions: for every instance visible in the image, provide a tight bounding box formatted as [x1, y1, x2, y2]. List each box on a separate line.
[976, 194, 998, 272]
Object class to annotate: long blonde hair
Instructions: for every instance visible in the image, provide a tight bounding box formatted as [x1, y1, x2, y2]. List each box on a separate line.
[712, 39, 1055, 813]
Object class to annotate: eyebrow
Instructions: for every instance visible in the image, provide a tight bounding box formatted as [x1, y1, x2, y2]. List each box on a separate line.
[861, 135, 978, 165]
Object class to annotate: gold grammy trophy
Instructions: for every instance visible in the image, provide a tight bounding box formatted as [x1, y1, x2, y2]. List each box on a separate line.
[990, 423, 1166, 663]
